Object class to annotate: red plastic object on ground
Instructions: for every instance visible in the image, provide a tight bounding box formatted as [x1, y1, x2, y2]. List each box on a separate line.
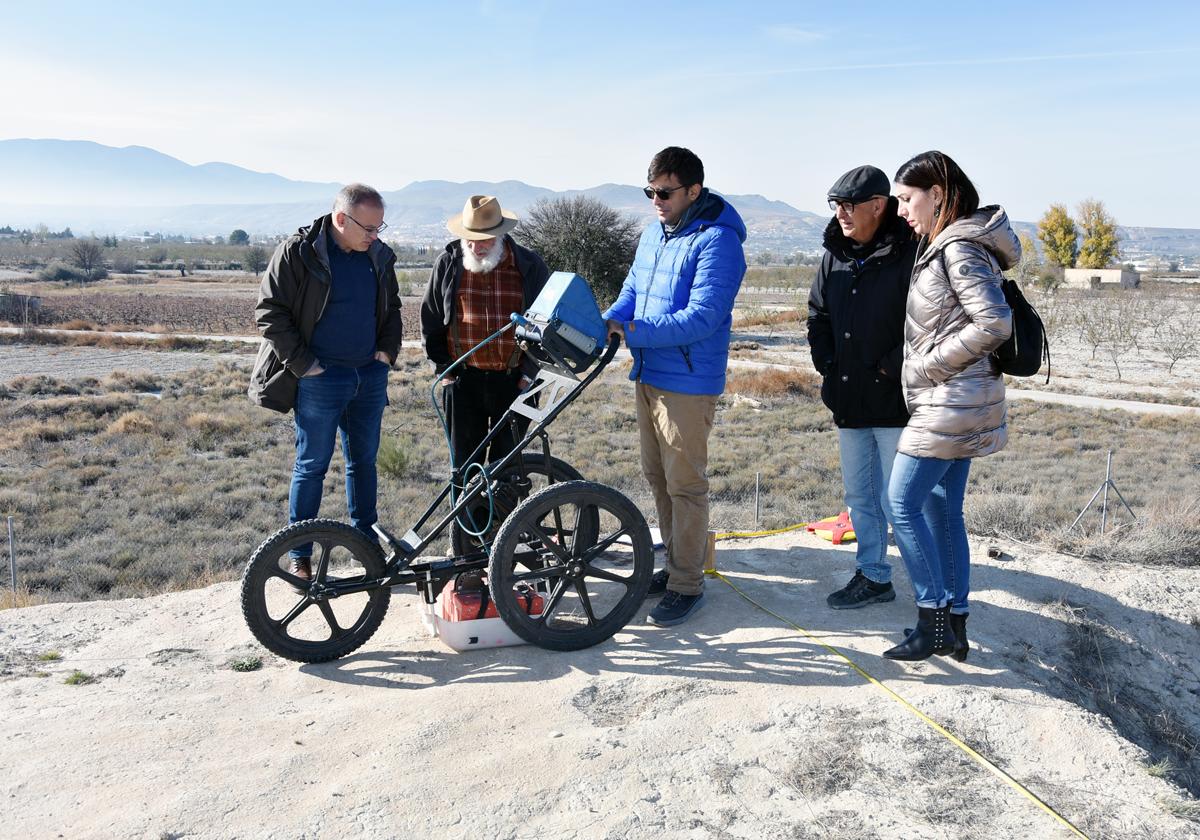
[805, 511, 857, 545]
[439, 576, 544, 622]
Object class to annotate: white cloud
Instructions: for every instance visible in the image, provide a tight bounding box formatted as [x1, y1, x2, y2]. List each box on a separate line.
[763, 24, 826, 44]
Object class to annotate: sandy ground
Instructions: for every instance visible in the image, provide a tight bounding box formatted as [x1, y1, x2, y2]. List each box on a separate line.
[3, 533, 1198, 840]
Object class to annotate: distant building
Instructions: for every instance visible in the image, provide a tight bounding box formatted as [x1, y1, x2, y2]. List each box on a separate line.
[1062, 267, 1140, 289]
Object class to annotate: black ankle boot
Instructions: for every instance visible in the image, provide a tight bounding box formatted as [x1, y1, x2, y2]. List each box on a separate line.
[905, 610, 969, 661]
[949, 612, 968, 662]
[884, 606, 956, 661]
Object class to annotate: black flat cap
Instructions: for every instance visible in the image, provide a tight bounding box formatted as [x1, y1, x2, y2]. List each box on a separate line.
[827, 165, 891, 202]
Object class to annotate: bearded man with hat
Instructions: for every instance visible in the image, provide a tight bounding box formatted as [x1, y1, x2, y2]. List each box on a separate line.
[807, 164, 918, 610]
[421, 195, 550, 470]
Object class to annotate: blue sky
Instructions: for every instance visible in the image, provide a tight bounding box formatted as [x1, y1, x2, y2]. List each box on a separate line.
[2, 1, 1198, 226]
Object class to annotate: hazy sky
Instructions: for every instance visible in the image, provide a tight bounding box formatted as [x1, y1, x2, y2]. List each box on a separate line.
[2, 1, 1198, 226]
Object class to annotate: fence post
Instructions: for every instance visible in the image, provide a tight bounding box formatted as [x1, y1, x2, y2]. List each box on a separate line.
[754, 472, 761, 529]
[7, 516, 15, 594]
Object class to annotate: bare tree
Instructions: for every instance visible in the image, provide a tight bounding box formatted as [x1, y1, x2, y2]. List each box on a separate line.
[69, 239, 105, 281]
[1152, 300, 1199, 374]
[1074, 299, 1108, 362]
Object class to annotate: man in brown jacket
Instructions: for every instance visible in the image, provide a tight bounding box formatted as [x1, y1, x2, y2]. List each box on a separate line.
[249, 184, 402, 584]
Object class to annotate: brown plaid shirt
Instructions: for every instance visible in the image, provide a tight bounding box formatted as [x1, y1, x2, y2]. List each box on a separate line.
[450, 245, 526, 370]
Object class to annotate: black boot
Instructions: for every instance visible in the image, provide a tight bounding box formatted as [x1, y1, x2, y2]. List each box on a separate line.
[949, 612, 968, 662]
[904, 611, 969, 661]
[884, 606, 956, 661]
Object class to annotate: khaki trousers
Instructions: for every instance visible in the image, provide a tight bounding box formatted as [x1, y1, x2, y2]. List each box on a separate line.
[635, 382, 718, 596]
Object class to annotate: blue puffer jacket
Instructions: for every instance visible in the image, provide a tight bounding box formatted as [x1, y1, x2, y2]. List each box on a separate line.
[603, 190, 747, 395]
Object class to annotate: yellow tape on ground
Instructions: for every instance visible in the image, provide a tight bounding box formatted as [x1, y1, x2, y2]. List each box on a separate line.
[716, 522, 810, 540]
[705, 568, 1090, 839]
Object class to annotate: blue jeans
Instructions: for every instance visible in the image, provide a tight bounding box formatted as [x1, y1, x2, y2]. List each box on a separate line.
[887, 453, 972, 612]
[838, 426, 903, 584]
[288, 361, 389, 558]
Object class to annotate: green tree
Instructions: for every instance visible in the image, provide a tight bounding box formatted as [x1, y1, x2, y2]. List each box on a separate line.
[1037, 204, 1078, 268]
[512, 195, 640, 307]
[244, 245, 269, 275]
[1076, 198, 1120, 269]
[229, 229, 250, 246]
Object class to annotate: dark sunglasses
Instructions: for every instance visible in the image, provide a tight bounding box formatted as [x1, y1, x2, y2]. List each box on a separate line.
[643, 185, 689, 201]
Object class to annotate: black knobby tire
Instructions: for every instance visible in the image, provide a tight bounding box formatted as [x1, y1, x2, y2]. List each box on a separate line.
[241, 519, 390, 663]
[450, 454, 595, 556]
[487, 481, 652, 651]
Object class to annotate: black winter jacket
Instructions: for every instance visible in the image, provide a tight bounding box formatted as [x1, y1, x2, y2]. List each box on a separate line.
[248, 214, 402, 412]
[420, 235, 550, 378]
[807, 200, 917, 428]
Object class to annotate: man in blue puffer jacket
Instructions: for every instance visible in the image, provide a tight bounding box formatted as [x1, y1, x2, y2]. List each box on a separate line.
[603, 146, 747, 627]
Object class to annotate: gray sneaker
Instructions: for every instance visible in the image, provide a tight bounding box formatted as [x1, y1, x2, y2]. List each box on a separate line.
[826, 570, 895, 610]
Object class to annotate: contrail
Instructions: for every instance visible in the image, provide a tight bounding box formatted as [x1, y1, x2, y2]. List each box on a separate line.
[684, 47, 1199, 80]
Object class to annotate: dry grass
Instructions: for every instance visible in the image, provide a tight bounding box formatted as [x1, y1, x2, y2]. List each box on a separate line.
[2, 350, 1198, 604]
[733, 308, 803, 329]
[0, 586, 50, 610]
[1160, 797, 1200, 824]
[0, 328, 249, 353]
[724, 366, 820, 399]
[1047, 598, 1200, 798]
[105, 411, 156, 435]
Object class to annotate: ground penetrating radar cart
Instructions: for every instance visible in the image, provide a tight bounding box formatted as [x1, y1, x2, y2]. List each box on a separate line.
[241, 273, 654, 662]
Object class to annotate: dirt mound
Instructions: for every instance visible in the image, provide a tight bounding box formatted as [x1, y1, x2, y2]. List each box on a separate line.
[3, 532, 1198, 838]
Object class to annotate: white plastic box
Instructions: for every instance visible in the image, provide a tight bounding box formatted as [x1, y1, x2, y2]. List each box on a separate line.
[420, 591, 539, 652]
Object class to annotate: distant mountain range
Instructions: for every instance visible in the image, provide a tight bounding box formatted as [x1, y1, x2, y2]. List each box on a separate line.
[0, 138, 1197, 258]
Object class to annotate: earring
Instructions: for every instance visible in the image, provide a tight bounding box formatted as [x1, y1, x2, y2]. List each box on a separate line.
[934, 204, 941, 218]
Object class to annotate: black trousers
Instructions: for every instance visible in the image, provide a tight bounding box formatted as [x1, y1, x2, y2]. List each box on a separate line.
[443, 367, 532, 470]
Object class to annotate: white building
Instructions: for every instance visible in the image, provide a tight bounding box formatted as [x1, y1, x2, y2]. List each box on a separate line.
[1062, 267, 1140, 289]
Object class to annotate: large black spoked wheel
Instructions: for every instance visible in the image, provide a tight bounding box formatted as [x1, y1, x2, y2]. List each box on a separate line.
[241, 519, 390, 663]
[487, 480, 652, 651]
[450, 454, 596, 556]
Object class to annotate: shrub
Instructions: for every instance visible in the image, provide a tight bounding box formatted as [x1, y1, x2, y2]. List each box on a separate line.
[378, 434, 414, 479]
[724, 367, 820, 399]
[112, 256, 139, 274]
[227, 655, 262, 672]
[106, 411, 156, 435]
[38, 262, 89, 283]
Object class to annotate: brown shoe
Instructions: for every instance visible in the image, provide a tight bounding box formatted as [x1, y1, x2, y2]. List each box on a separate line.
[289, 557, 312, 593]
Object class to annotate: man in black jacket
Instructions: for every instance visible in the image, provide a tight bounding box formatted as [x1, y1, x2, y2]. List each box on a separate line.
[250, 184, 402, 584]
[807, 165, 917, 609]
[421, 195, 549, 470]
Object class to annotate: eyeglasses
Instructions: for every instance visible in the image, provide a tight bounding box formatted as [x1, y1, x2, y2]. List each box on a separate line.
[643, 185, 689, 201]
[344, 212, 389, 235]
[828, 197, 883, 214]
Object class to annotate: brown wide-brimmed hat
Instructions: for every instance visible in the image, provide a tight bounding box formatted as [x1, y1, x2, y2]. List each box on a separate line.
[446, 195, 519, 240]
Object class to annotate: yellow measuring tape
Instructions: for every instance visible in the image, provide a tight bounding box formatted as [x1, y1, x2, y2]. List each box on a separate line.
[705, 533, 1089, 839]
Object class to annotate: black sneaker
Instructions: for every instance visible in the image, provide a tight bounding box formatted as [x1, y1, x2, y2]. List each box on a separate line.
[826, 570, 895, 610]
[647, 590, 705, 627]
[646, 569, 669, 597]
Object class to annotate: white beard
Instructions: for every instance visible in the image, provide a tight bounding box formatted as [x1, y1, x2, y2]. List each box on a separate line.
[461, 238, 506, 273]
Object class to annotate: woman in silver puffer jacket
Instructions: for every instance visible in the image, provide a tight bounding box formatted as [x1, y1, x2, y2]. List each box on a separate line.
[882, 151, 1017, 663]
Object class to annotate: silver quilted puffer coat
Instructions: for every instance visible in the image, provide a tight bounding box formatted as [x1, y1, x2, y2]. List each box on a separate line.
[898, 206, 1018, 460]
